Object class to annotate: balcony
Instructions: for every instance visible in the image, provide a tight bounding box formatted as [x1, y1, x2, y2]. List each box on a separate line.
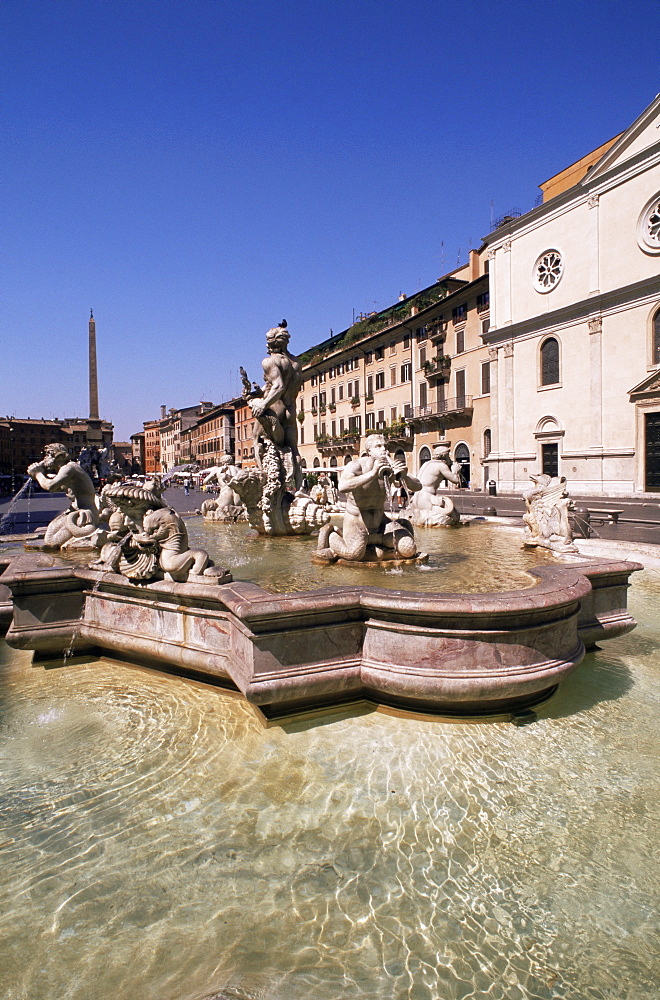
[428, 321, 448, 342]
[421, 355, 451, 380]
[382, 422, 413, 449]
[407, 396, 473, 427]
[316, 431, 361, 452]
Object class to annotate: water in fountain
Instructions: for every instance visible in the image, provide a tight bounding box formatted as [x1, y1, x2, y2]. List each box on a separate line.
[0, 476, 36, 537]
[0, 558, 658, 1000]
[185, 518, 559, 594]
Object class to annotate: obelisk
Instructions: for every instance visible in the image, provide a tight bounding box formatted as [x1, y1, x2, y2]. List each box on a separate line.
[87, 309, 103, 446]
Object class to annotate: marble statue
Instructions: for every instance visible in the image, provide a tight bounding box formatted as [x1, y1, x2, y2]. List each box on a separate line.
[522, 473, 578, 554]
[410, 445, 461, 526]
[199, 455, 245, 522]
[227, 467, 329, 535]
[240, 320, 302, 489]
[27, 443, 106, 550]
[314, 434, 425, 564]
[92, 480, 229, 582]
[237, 322, 327, 535]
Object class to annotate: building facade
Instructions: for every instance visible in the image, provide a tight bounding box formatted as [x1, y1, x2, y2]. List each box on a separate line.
[187, 400, 239, 469]
[482, 95, 660, 494]
[0, 416, 113, 483]
[297, 260, 492, 486]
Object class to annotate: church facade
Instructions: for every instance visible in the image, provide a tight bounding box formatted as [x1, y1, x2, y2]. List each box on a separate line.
[482, 95, 660, 495]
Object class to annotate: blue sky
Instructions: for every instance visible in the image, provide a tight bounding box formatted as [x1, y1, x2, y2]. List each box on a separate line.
[2, 0, 656, 441]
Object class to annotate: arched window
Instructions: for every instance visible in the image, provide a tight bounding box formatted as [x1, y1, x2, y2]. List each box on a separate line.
[394, 449, 406, 465]
[344, 454, 352, 464]
[329, 456, 337, 467]
[540, 337, 560, 386]
[313, 457, 320, 468]
[483, 428, 491, 457]
[419, 446, 431, 466]
[653, 308, 660, 366]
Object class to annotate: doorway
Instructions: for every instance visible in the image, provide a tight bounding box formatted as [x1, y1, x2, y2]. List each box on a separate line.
[454, 443, 470, 488]
[541, 443, 558, 478]
[645, 411, 660, 490]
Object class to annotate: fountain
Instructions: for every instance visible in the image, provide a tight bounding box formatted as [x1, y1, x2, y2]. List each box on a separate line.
[0, 323, 643, 720]
[0, 336, 654, 994]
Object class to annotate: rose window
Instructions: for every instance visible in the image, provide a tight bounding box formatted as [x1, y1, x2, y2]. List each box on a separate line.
[637, 195, 660, 254]
[533, 250, 564, 293]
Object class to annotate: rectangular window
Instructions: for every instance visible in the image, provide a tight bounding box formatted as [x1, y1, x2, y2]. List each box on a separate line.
[401, 362, 412, 382]
[477, 291, 490, 313]
[319, 392, 326, 407]
[331, 420, 336, 436]
[348, 415, 361, 432]
[390, 407, 397, 422]
[456, 328, 465, 354]
[311, 375, 317, 387]
[419, 346, 426, 366]
[377, 410, 385, 427]
[375, 371, 385, 390]
[403, 403, 412, 418]
[366, 412, 375, 430]
[416, 326, 427, 343]
[320, 422, 326, 435]
[389, 341, 396, 355]
[366, 375, 373, 396]
[419, 382, 427, 409]
[481, 319, 490, 336]
[331, 387, 335, 404]
[319, 371, 326, 382]
[403, 334, 411, 350]
[452, 303, 467, 325]
[299, 425, 304, 444]
[338, 384, 344, 400]
[481, 362, 491, 395]
[375, 346, 384, 361]
[339, 418, 345, 433]
[312, 395, 318, 410]
[353, 356, 360, 368]
[455, 369, 466, 404]
[365, 351, 373, 364]
[338, 362, 344, 375]
[390, 367, 397, 386]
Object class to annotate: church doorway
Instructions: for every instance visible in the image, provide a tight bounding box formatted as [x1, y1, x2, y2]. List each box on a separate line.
[645, 411, 660, 490]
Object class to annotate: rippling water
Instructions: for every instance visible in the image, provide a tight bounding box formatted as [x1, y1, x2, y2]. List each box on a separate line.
[185, 520, 556, 594]
[0, 559, 658, 1000]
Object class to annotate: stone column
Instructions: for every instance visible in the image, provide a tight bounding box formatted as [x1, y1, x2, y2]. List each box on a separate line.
[501, 240, 512, 327]
[488, 347, 499, 455]
[589, 316, 603, 449]
[488, 249, 497, 330]
[588, 195, 600, 297]
[501, 342, 515, 458]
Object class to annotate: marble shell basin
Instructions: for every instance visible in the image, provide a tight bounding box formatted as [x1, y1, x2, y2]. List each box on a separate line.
[1, 552, 641, 720]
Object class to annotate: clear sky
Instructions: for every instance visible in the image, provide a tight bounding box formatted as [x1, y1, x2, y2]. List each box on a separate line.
[2, 0, 657, 441]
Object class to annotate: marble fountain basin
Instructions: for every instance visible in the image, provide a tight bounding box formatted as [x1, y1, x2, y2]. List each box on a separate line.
[0, 538, 641, 720]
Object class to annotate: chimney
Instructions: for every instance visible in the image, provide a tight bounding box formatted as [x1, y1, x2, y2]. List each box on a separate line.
[160, 405, 167, 419]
